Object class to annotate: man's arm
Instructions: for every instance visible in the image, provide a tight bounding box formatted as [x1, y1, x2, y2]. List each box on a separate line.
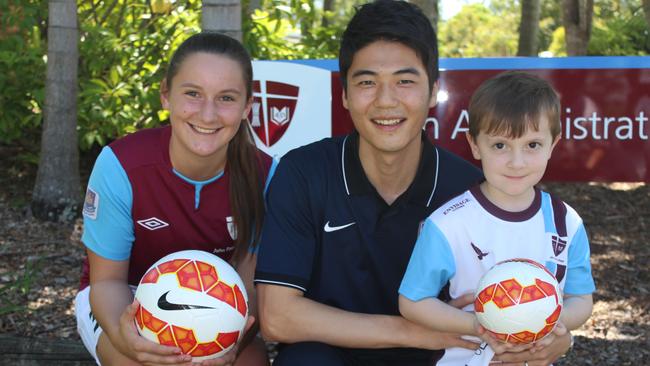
[258, 284, 478, 350]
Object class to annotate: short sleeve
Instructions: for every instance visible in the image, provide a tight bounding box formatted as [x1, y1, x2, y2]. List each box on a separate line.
[81, 146, 134, 261]
[399, 219, 456, 301]
[564, 224, 596, 295]
[254, 157, 317, 292]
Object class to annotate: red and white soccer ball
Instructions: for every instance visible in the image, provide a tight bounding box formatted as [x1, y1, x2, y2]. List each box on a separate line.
[474, 258, 563, 344]
[134, 250, 248, 361]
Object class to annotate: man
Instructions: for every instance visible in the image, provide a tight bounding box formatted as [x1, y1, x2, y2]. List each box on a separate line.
[255, 1, 573, 365]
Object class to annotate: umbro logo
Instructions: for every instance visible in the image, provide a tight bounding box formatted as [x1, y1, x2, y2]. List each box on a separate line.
[471, 242, 489, 260]
[137, 217, 169, 231]
[323, 221, 355, 233]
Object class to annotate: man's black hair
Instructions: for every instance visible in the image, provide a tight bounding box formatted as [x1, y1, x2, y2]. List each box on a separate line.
[339, 0, 439, 92]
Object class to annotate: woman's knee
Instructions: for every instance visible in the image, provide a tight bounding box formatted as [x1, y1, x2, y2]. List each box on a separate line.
[96, 333, 140, 366]
[235, 337, 270, 366]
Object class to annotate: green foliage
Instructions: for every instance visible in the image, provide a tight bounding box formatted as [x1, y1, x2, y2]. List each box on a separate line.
[439, 2, 519, 57]
[547, 0, 650, 56]
[2, 0, 648, 152]
[538, 0, 562, 53]
[548, 27, 567, 56]
[588, 0, 650, 55]
[76, 0, 201, 149]
[0, 1, 47, 145]
[243, 0, 359, 60]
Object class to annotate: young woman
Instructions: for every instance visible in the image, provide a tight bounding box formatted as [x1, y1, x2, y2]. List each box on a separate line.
[75, 33, 274, 366]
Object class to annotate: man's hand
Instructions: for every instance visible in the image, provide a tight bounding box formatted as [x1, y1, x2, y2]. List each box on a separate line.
[493, 326, 571, 366]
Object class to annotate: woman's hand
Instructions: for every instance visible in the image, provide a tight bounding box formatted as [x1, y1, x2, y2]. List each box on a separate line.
[196, 316, 255, 366]
[114, 299, 192, 365]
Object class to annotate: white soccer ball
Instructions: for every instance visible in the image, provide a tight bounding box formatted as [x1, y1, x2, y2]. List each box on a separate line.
[474, 258, 563, 344]
[134, 250, 248, 361]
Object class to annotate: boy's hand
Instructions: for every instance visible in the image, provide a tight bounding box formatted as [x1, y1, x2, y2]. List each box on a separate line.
[474, 321, 532, 355]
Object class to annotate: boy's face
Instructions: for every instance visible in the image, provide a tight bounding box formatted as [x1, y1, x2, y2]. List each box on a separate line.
[466, 117, 560, 209]
[342, 40, 437, 158]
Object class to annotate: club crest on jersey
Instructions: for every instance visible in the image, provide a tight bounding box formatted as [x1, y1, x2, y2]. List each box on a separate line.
[82, 187, 99, 220]
[226, 216, 237, 240]
[249, 80, 299, 147]
[551, 235, 567, 256]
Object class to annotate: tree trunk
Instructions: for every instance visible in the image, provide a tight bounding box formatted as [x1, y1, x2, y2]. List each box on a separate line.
[322, 0, 334, 28]
[643, 0, 650, 29]
[561, 0, 593, 56]
[247, 0, 261, 17]
[202, 0, 242, 41]
[32, 0, 81, 222]
[411, 0, 439, 33]
[517, 0, 541, 56]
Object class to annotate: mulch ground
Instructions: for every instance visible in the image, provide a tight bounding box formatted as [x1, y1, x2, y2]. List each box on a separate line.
[0, 143, 648, 365]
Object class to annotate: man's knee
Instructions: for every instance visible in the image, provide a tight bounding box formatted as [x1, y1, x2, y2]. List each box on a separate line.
[273, 342, 345, 366]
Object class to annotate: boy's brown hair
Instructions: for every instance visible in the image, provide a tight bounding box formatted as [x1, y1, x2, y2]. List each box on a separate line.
[468, 71, 561, 140]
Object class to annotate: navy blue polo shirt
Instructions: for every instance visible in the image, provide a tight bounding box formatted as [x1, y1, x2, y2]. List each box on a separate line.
[255, 131, 482, 316]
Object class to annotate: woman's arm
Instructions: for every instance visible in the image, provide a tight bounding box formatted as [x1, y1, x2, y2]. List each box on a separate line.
[234, 252, 261, 351]
[88, 249, 191, 365]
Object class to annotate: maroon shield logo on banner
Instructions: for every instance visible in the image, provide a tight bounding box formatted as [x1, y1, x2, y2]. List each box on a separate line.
[249, 80, 300, 147]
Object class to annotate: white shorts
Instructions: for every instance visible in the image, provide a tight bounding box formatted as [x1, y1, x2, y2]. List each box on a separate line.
[75, 285, 138, 365]
[74, 286, 102, 365]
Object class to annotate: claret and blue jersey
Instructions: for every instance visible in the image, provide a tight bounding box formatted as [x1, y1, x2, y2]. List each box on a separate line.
[399, 185, 596, 365]
[80, 126, 278, 288]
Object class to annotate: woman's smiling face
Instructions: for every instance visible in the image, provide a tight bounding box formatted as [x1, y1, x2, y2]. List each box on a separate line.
[162, 52, 251, 167]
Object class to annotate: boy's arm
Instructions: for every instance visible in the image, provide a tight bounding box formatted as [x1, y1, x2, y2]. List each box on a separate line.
[560, 293, 593, 330]
[258, 284, 479, 350]
[398, 294, 476, 336]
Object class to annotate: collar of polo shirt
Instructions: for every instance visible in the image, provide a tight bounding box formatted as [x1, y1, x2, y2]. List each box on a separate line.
[341, 131, 440, 207]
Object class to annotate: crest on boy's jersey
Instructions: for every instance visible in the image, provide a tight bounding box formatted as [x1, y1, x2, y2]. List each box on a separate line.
[249, 81, 299, 148]
[551, 235, 567, 256]
[226, 216, 237, 240]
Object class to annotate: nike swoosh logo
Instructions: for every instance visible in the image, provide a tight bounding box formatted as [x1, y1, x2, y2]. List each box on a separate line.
[323, 221, 355, 232]
[157, 291, 216, 311]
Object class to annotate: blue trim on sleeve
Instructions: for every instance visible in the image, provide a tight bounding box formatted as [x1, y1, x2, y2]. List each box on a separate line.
[399, 220, 456, 301]
[564, 225, 596, 295]
[81, 147, 134, 261]
[282, 56, 650, 71]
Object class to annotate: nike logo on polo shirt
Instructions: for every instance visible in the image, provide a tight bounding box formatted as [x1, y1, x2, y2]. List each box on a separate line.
[323, 221, 355, 232]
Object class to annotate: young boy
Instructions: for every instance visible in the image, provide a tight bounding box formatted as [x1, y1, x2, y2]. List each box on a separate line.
[398, 71, 595, 366]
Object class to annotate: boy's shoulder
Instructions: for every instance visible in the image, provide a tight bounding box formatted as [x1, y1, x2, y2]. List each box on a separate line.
[428, 189, 477, 223]
[541, 189, 585, 234]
